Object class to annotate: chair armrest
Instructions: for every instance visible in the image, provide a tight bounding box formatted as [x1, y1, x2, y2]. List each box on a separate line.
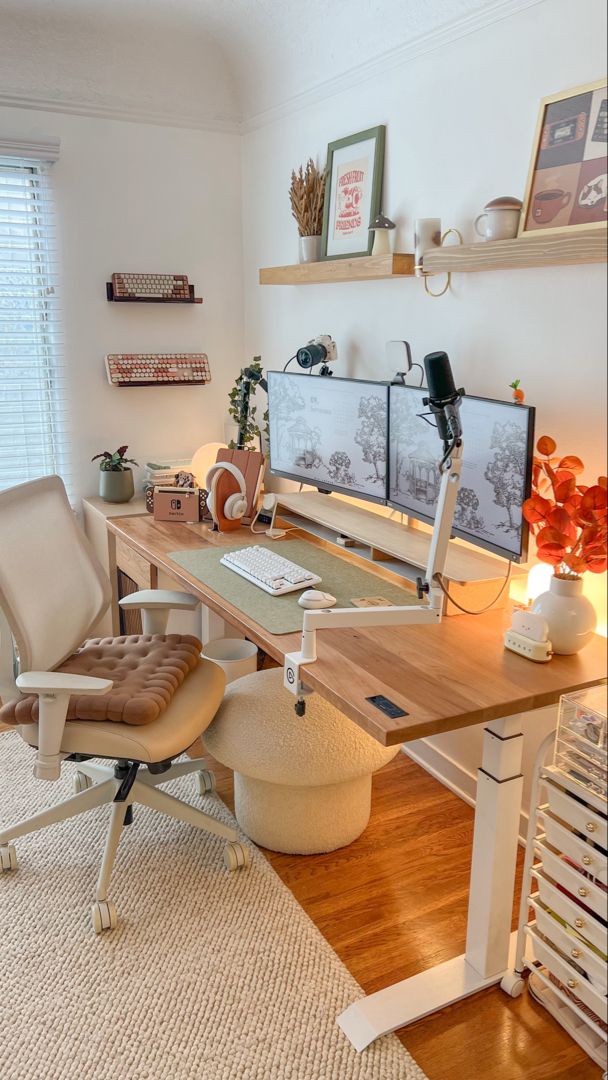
[119, 589, 199, 611]
[16, 672, 113, 695]
[119, 590, 199, 635]
[16, 672, 112, 782]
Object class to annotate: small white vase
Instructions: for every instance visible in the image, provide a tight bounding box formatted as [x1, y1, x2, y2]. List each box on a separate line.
[531, 575, 597, 655]
[371, 229, 391, 256]
[299, 235, 322, 263]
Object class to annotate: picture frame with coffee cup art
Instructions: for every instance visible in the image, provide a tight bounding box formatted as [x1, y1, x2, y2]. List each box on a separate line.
[321, 126, 386, 259]
[520, 77, 607, 237]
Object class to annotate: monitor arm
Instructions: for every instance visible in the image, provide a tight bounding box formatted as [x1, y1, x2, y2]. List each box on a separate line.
[283, 438, 463, 701]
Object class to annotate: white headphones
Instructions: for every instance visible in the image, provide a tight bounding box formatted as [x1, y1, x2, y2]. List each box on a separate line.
[205, 461, 248, 522]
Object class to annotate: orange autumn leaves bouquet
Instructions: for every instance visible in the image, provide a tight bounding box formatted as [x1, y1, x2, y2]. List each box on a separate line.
[523, 436, 607, 577]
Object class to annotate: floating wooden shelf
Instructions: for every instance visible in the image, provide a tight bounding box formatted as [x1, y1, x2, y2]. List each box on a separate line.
[106, 283, 203, 303]
[422, 228, 606, 275]
[259, 253, 415, 285]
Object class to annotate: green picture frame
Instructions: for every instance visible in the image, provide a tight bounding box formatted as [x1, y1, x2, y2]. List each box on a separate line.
[321, 125, 386, 260]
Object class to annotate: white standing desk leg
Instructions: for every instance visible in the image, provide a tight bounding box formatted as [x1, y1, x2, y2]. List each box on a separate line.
[338, 714, 524, 1052]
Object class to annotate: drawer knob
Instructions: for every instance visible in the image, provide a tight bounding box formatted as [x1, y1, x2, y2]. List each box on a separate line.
[585, 822, 597, 833]
[571, 948, 581, 958]
[582, 855, 592, 866]
[578, 887, 589, 897]
[567, 979, 578, 990]
[574, 918, 585, 929]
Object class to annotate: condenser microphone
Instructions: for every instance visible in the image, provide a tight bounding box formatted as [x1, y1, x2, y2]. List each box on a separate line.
[422, 351, 464, 443]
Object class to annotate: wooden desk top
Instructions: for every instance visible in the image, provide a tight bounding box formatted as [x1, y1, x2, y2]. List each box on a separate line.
[107, 515, 607, 747]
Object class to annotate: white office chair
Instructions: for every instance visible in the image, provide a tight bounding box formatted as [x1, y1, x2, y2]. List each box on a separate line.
[0, 476, 249, 934]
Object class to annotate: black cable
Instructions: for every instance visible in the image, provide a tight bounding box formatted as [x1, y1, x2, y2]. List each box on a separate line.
[439, 436, 458, 472]
[433, 561, 512, 615]
[283, 355, 297, 372]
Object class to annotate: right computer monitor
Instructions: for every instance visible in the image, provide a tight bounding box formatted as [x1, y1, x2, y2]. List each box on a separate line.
[388, 385, 535, 562]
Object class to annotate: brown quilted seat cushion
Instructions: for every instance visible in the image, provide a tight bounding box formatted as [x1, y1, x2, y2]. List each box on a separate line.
[0, 634, 203, 728]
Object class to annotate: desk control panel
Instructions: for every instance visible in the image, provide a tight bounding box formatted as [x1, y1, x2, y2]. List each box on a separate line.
[366, 695, 408, 719]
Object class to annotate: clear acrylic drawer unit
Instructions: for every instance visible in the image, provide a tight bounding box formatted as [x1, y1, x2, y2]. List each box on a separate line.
[502, 683, 607, 1071]
[554, 684, 607, 807]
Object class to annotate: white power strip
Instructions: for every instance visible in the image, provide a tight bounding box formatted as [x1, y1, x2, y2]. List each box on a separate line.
[504, 609, 552, 662]
[504, 629, 553, 663]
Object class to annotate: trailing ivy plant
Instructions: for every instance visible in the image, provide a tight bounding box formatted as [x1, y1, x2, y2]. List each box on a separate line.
[227, 356, 269, 453]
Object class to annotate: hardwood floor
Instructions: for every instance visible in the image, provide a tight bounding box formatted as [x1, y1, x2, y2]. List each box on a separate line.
[192, 740, 603, 1080]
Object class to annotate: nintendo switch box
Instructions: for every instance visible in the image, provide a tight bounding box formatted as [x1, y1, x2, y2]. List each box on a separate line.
[147, 486, 208, 523]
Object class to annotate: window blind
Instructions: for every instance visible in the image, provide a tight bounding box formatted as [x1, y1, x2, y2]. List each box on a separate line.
[0, 157, 69, 493]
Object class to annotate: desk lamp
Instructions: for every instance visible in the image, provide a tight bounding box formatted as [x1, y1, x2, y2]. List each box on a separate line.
[284, 351, 465, 713]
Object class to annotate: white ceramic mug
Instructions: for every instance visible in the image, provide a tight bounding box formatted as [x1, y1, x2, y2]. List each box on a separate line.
[475, 203, 521, 241]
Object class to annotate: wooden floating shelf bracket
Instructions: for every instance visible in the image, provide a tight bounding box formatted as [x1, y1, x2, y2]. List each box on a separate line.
[259, 253, 415, 285]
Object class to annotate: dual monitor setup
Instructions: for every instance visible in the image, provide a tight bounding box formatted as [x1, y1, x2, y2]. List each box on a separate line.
[267, 370, 536, 563]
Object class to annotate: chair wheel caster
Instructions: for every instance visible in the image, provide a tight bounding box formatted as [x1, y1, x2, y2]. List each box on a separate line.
[0, 844, 17, 872]
[74, 771, 93, 793]
[196, 769, 216, 796]
[223, 841, 251, 872]
[91, 899, 118, 934]
[500, 971, 526, 998]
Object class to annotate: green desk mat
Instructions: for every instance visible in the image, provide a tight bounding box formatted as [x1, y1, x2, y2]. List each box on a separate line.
[168, 538, 419, 635]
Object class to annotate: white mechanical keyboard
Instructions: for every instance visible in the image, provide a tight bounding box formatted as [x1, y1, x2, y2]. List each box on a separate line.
[220, 546, 322, 596]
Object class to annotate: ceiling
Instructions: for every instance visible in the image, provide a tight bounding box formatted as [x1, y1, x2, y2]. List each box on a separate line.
[0, 0, 540, 128]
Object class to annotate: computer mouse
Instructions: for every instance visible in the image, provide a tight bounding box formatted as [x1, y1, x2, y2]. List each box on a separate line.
[298, 589, 337, 609]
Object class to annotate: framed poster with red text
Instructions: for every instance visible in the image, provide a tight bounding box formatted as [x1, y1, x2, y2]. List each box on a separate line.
[321, 126, 385, 259]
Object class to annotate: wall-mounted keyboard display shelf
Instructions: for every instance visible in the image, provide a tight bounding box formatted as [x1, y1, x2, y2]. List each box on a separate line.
[105, 353, 211, 387]
[106, 272, 203, 303]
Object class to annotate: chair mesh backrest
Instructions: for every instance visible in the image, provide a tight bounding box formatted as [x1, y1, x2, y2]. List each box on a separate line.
[0, 476, 111, 673]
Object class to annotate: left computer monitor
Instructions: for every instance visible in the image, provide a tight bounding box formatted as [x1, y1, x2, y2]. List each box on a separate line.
[267, 372, 389, 505]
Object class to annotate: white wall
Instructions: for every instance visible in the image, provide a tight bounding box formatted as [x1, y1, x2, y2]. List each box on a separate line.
[240, 0, 607, 818]
[0, 105, 244, 502]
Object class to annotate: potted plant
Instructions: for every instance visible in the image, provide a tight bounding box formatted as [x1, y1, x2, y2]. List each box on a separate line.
[289, 158, 326, 264]
[227, 358, 269, 453]
[523, 435, 607, 653]
[92, 445, 139, 503]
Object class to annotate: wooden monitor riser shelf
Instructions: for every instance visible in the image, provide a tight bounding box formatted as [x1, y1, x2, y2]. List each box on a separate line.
[276, 491, 525, 615]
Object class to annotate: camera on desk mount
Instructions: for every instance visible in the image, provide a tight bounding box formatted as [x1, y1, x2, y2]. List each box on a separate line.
[295, 335, 337, 376]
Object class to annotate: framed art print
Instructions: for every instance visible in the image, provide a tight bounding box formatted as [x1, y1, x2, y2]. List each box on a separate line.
[321, 126, 385, 259]
[520, 78, 607, 236]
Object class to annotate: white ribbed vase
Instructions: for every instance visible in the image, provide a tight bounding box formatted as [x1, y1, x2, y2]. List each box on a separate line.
[298, 235, 322, 263]
[531, 575, 597, 655]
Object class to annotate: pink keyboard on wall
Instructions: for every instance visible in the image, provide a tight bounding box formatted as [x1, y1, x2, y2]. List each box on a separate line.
[105, 353, 211, 387]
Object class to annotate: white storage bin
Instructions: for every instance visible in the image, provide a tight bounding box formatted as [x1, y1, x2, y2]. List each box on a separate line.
[202, 639, 259, 684]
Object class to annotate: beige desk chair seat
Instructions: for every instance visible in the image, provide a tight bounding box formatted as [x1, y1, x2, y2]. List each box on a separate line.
[0, 477, 249, 936]
[18, 661, 225, 763]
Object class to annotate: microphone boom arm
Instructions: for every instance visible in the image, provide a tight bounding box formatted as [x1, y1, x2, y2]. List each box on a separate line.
[283, 437, 464, 698]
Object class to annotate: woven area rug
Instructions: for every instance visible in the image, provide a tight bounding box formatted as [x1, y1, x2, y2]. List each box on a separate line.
[0, 735, 426, 1080]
